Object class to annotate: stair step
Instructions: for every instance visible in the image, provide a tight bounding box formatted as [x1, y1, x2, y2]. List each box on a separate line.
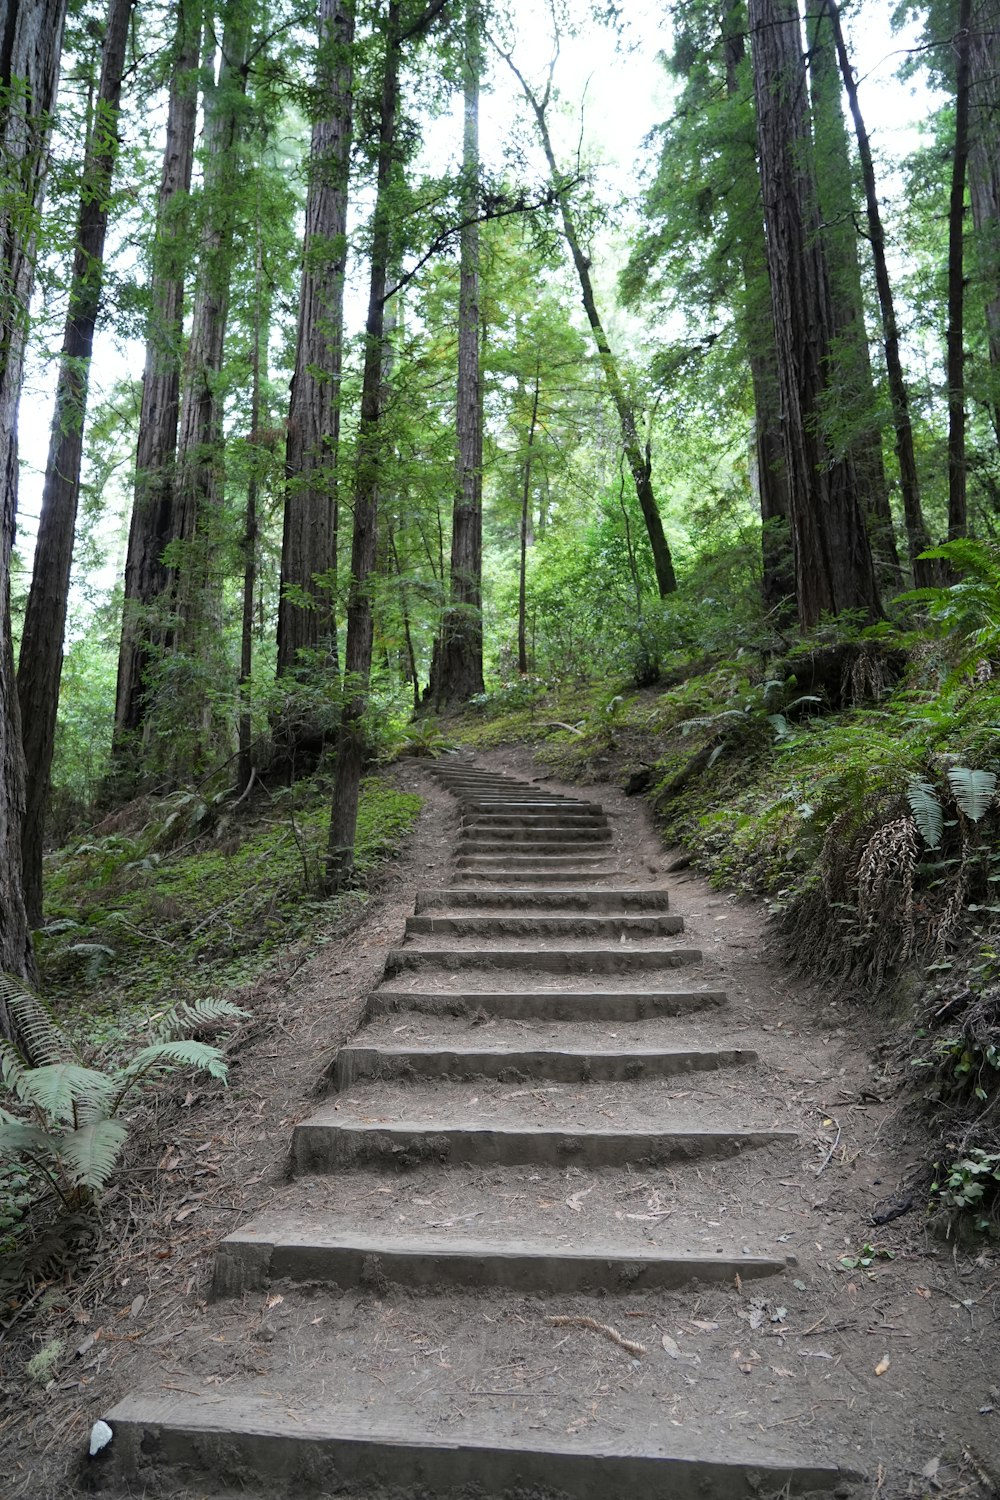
[332, 1043, 754, 1086]
[101, 1394, 854, 1499]
[456, 852, 614, 867]
[212, 1223, 785, 1297]
[453, 867, 614, 884]
[367, 988, 728, 1020]
[291, 1116, 795, 1172]
[415, 887, 671, 911]
[385, 945, 702, 974]
[404, 914, 684, 938]
[460, 840, 612, 856]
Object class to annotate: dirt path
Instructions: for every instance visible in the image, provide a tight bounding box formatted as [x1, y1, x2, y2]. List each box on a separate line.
[6, 750, 998, 1499]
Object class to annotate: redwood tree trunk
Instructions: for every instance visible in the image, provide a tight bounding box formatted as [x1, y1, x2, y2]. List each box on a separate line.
[722, 3, 794, 614]
[170, 2, 251, 681]
[821, 0, 936, 586]
[968, 0, 1000, 431]
[113, 0, 201, 755]
[427, 0, 485, 709]
[16, 0, 133, 927]
[808, 5, 901, 590]
[277, 0, 355, 677]
[947, 0, 972, 541]
[748, 0, 882, 627]
[0, 0, 69, 1028]
[327, 0, 402, 890]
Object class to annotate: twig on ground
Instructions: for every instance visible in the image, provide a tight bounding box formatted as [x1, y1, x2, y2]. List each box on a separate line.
[546, 1314, 646, 1356]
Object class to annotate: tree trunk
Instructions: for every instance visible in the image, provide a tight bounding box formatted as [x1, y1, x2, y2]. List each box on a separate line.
[947, 0, 972, 541]
[721, 3, 795, 614]
[327, 0, 402, 890]
[113, 0, 201, 756]
[821, 0, 937, 586]
[169, 0, 251, 709]
[748, 0, 882, 628]
[807, 5, 902, 590]
[968, 0, 1000, 433]
[518, 360, 540, 675]
[238, 233, 266, 797]
[503, 50, 678, 597]
[0, 0, 69, 1030]
[277, 0, 355, 677]
[16, 0, 133, 927]
[427, 0, 485, 709]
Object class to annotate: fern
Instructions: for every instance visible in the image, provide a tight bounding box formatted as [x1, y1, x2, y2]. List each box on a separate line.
[0, 977, 65, 1067]
[57, 1121, 128, 1192]
[948, 767, 997, 822]
[907, 777, 944, 849]
[150, 996, 247, 1041]
[14, 1065, 115, 1125]
[0, 971, 244, 1212]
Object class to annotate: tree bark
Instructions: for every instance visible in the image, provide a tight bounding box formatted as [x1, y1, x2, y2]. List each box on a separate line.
[748, 0, 882, 628]
[721, 3, 795, 614]
[113, 0, 201, 756]
[277, 0, 355, 677]
[518, 359, 540, 675]
[807, 5, 902, 590]
[327, 0, 402, 890]
[968, 0, 1000, 432]
[16, 0, 133, 927]
[503, 48, 678, 598]
[169, 1, 251, 690]
[427, 0, 485, 709]
[238, 232, 267, 796]
[0, 0, 69, 1030]
[821, 0, 937, 586]
[947, 0, 972, 541]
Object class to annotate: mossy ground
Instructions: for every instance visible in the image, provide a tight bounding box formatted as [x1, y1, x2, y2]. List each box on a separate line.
[36, 774, 421, 1043]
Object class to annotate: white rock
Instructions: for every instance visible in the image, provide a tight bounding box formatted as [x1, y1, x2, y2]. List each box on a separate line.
[88, 1419, 113, 1457]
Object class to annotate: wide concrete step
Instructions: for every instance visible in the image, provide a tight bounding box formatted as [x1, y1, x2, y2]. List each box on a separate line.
[403, 914, 684, 939]
[212, 1223, 785, 1297]
[415, 886, 671, 912]
[291, 1116, 795, 1172]
[460, 840, 612, 858]
[453, 867, 614, 884]
[461, 821, 610, 839]
[367, 987, 727, 1020]
[101, 1395, 853, 1499]
[461, 804, 602, 816]
[332, 1041, 754, 1087]
[385, 945, 702, 974]
[455, 852, 614, 868]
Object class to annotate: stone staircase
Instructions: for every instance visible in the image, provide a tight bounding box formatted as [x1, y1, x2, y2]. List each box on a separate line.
[99, 754, 858, 1497]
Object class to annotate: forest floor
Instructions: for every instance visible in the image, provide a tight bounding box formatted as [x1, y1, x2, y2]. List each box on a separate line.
[1, 746, 998, 1498]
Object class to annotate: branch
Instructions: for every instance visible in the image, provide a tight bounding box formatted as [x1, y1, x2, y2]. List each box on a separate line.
[385, 183, 577, 301]
[401, 0, 449, 45]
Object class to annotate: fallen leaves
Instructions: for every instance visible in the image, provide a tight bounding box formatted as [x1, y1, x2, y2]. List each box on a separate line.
[661, 1333, 699, 1365]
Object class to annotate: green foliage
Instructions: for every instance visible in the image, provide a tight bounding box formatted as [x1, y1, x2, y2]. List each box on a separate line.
[0, 975, 245, 1212]
[38, 776, 421, 1021]
[933, 1149, 1000, 1226]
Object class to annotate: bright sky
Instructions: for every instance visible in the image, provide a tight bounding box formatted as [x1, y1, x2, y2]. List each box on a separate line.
[14, 0, 941, 590]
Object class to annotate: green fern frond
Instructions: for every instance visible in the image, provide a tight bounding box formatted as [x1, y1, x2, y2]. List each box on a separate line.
[15, 1064, 116, 1125]
[0, 1115, 59, 1161]
[948, 767, 997, 822]
[150, 997, 247, 1041]
[0, 1039, 26, 1095]
[57, 1120, 127, 1192]
[0, 976, 68, 1067]
[114, 1040, 228, 1091]
[907, 777, 944, 849]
